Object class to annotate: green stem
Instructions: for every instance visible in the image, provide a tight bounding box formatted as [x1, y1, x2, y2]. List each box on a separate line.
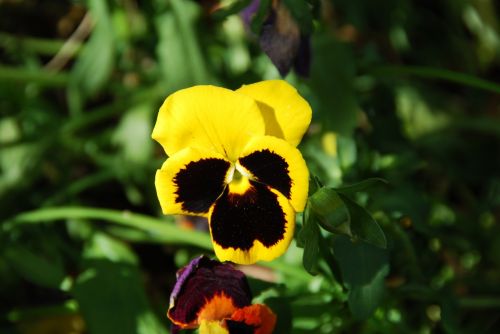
[369, 65, 500, 94]
[42, 171, 115, 206]
[0, 65, 69, 87]
[0, 32, 76, 55]
[61, 84, 165, 135]
[7, 300, 78, 323]
[6, 206, 213, 250]
[170, 0, 211, 83]
[459, 297, 500, 309]
[5, 206, 311, 282]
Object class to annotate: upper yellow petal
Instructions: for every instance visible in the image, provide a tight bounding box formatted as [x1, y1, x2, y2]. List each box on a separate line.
[152, 85, 265, 161]
[236, 80, 312, 146]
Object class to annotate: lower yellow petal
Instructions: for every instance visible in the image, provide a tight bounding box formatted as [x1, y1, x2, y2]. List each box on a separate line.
[237, 135, 309, 212]
[155, 147, 231, 216]
[237, 80, 312, 147]
[209, 181, 295, 264]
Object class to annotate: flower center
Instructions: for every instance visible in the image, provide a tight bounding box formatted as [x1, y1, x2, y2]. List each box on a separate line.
[226, 165, 252, 194]
[232, 168, 244, 182]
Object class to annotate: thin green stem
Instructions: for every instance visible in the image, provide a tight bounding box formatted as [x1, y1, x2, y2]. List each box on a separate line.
[0, 65, 69, 87]
[42, 171, 115, 206]
[459, 297, 500, 309]
[7, 300, 78, 323]
[6, 206, 213, 250]
[61, 84, 165, 134]
[0, 32, 75, 55]
[369, 65, 500, 94]
[5, 206, 311, 282]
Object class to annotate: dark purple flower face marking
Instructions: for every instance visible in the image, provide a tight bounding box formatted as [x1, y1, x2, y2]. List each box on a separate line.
[239, 148, 292, 199]
[174, 158, 231, 214]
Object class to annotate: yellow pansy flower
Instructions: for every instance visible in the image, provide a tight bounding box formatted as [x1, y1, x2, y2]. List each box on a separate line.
[152, 80, 311, 264]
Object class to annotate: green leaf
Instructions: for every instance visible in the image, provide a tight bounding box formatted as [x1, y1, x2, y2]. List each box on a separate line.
[309, 36, 359, 136]
[298, 205, 320, 275]
[83, 232, 138, 264]
[340, 194, 387, 249]
[333, 236, 389, 319]
[74, 233, 167, 334]
[112, 102, 154, 165]
[4, 246, 65, 289]
[440, 296, 460, 334]
[69, 0, 114, 105]
[309, 174, 323, 194]
[156, 0, 211, 91]
[348, 265, 388, 320]
[265, 296, 292, 333]
[250, 0, 272, 34]
[335, 178, 388, 195]
[308, 187, 350, 232]
[282, 0, 314, 34]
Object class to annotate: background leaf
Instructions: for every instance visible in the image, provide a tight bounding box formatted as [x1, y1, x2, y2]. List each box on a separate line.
[308, 187, 350, 232]
[340, 194, 387, 249]
[298, 205, 320, 275]
[335, 178, 388, 195]
[68, 0, 114, 113]
[333, 236, 389, 319]
[73, 233, 167, 334]
[309, 36, 359, 136]
[3, 246, 65, 290]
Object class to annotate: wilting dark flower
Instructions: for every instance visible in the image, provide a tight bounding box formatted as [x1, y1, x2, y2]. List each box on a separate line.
[242, 0, 311, 77]
[168, 256, 276, 334]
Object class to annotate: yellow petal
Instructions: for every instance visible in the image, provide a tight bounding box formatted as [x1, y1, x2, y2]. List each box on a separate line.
[237, 80, 312, 146]
[152, 85, 265, 161]
[237, 135, 309, 212]
[199, 320, 229, 334]
[155, 147, 231, 216]
[209, 182, 295, 264]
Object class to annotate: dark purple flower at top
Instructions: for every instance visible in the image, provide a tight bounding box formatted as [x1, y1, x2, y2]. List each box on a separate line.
[242, 0, 311, 77]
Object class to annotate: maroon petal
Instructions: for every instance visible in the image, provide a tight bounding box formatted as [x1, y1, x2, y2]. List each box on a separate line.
[167, 256, 252, 329]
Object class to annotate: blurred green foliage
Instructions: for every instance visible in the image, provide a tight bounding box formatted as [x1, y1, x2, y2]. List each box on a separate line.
[1, 0, 500, 333]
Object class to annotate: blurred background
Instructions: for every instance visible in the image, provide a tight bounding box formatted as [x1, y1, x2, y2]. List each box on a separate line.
[1, 0, 499, 333]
